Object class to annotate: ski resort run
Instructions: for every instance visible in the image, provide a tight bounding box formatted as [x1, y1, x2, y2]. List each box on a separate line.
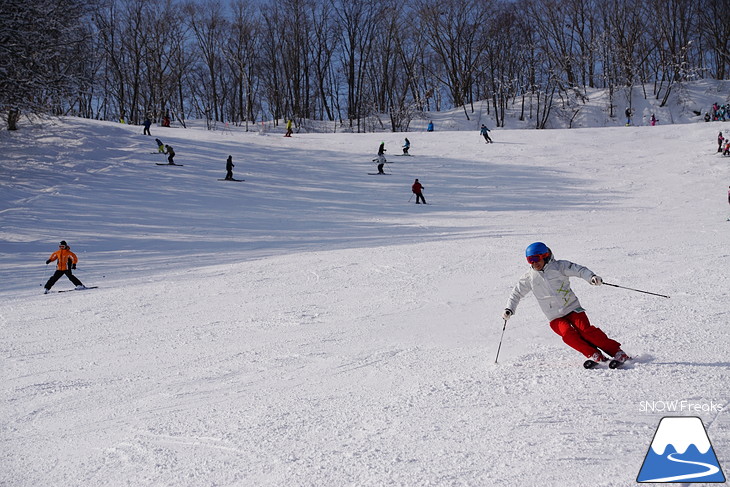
[1, 91, 729, 486]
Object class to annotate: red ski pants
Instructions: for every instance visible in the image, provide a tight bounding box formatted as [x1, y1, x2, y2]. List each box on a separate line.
[549, 311, 621, 358]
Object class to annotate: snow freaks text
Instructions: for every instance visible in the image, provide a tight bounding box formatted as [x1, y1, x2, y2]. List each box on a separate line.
[640, 400, 724, 413]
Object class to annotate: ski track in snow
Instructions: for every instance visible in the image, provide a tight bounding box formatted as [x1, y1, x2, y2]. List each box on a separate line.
[1, 103, 729, 486]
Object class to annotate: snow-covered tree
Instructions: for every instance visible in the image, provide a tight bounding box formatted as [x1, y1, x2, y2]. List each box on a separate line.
[0, 0, 94, 128]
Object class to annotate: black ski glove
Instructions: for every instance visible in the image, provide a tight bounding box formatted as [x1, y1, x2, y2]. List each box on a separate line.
[46, 260, 51, 264]
[72, 264, 76, 269]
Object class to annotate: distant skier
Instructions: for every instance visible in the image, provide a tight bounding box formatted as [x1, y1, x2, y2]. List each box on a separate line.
[375, 142, 387, 174]
[650, 114, 657, 126]
[480, 124, 492, 143]
[155, 138, 165, 153]
[402, 137, 411, 155]
[225, 155, 235, 180]
[625, 107, 632, 126]
[718, 132, 724, 153]
[165, 145, 176, 164]
[43, 241, 86, 294]
[411, 179, 426, 204]
[143, 117, 152, 136]
[502, 242, 630, 366]
[284, 119, 293, 137]
[427, 121, 434, 132]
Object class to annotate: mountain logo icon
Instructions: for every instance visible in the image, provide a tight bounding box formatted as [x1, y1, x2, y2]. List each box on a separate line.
[637, 416, 726, 483]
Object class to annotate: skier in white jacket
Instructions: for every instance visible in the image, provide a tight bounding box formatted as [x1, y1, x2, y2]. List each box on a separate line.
[502, 242, 630, 365]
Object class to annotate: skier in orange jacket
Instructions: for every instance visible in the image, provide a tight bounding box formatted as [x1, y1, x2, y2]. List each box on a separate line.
[44, 241, 86, 293]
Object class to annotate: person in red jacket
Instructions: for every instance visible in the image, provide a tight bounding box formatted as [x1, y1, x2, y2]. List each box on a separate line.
[411, 179, 427, 204]
[44, 241, 86, 293]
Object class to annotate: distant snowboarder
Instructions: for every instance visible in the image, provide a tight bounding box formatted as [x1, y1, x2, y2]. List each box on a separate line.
[718, 132, 724, 153]
[284, 119, 293, 137]
[43, 241, 86, 293]
[650, 114, 657, 126]
[502, 242, 630, 367]
[625, 107, 632, 126]
[411, 179, 426, 204]
[480, 124, 492, 143]
[402, 138, 411, 155]
[155, 138, 164, 153]
[225, 155, 235, 180]
[143, 117, 152, 136]
[427, 121, 434, 132]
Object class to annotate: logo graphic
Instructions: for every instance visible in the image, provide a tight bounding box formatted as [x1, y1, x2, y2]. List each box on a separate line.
[637, 416, 726, 483]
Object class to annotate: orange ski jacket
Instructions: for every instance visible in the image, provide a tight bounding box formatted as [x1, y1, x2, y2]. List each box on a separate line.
[47, 247, 79, 270]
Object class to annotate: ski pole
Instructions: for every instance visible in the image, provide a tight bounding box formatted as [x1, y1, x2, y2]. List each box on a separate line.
[408, 193, 414, 202]
[41, 263, 50, 286]
[494, 319, 507, 364]
[603, 282, 670, 299]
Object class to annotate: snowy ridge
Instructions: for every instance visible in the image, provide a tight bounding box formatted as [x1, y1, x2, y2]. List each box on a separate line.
[1, 110, 729, 486]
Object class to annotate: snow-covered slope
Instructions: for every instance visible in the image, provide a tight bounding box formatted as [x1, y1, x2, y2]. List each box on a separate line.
[1, 112, 728, 486]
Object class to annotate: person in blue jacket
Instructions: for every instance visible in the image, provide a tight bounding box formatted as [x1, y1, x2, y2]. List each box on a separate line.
[480, 124, 492, 143]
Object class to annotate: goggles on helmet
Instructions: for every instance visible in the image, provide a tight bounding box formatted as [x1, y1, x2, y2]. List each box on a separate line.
[526, 252, 549, 264]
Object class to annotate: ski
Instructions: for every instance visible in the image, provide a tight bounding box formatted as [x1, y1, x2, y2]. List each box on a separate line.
[217, 179, 244, 181]
[156, 163, 184, 166]
[583, 359, 600, 369]
[57, 286, 99, 293]
[583, 358, 627, 369]
[608, 359, 625, 369]
[367, 173, 391, 175]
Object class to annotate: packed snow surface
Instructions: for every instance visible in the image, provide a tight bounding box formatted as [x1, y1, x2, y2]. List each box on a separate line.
[1, 112, 728, 486]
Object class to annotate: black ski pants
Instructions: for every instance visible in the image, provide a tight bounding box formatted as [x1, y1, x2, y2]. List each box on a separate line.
[45, 270, 83, 290]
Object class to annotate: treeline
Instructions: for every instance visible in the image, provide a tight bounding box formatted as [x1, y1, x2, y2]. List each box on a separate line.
[3, 0, 729, 131]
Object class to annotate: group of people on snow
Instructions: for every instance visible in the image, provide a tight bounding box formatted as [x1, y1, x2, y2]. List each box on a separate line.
[53, 113, 680, 369]
[706, 102, 730, 122]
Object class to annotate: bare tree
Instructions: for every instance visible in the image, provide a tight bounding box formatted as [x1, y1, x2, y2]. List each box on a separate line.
[185, 0, 227, 125]
[696, 0, 730, 79]
[308, 1, 340, 122]
[332, 0, 382, 131]
[224, 0, 260, 127]
[416, 0, 489, 119]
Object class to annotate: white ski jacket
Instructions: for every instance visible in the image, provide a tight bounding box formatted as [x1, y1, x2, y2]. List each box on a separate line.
[505, 257, 597, 321]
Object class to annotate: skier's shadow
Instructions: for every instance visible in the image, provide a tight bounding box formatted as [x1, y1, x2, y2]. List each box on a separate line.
[635, 354, 730, 368]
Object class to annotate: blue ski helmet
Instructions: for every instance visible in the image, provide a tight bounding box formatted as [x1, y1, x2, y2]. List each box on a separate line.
[525, 242, 550, 257]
